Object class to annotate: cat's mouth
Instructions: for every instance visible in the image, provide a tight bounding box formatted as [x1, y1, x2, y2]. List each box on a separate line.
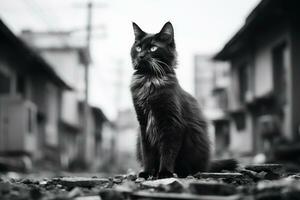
[134, 58, 170, 77]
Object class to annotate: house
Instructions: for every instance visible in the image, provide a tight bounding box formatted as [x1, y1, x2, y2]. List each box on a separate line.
[112, 108, 139, 173]
[76, 102, 110, 171]
[21, 31, 88, 168]
[210, 59, 231, 156]
[214, 0, 300, 158]
[0, 19, 71, 170]
[194, 55, 230, 156]
[21, 30, 109, 169]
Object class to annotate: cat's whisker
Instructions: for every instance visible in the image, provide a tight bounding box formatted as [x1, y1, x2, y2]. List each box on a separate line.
[155, 62, 167, 77]
[150, 58, 166, 77]
[153, 62, 164, 77]
[151, 58, 167, 74]
[147, 59, 161, 77]
[157, 64, 166, 77]
[152, 61, 164, 77]
[155, 59, 172, 72]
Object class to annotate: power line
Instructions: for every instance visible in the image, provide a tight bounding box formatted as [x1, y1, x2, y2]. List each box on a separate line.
[22, 0, 57, 30]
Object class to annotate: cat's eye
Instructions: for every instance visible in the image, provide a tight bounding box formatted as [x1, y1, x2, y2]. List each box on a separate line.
[150, 46, 158, 52]
[135, 46, 142, 52]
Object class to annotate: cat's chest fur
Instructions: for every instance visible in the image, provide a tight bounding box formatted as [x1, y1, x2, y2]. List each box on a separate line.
[131, 74, 169, 145]
[131, 74, 168, 104]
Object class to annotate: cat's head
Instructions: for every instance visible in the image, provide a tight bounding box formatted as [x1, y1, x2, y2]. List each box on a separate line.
[130, 22, 177, 76]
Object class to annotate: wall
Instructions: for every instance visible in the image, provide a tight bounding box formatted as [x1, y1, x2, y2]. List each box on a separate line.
[229, 112, 253, 154]
[41, 50, 83, 127]
[290, 22, 300, 139]
[253, 23, 292, 139]
[41, 50, 81, 87]
[0, 58, 38, 155]
[0, 59, 17, 96]
[228, 50, 253, 111]
[253, 45, 273, 97]
[253, 24, 290, 99]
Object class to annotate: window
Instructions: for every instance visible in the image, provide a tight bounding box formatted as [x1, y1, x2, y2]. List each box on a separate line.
[272, 43, 287, 106]
[17, 75, 25, 97]
[238, 64, 249, 103]
[233, 112, 246, 131]
[0, 71, 10, 94]
[218, 89, 228, 110]
[28, 108, 32, 133]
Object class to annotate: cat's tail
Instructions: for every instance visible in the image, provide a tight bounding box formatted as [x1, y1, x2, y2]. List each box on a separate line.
[208, 159, 238, 172]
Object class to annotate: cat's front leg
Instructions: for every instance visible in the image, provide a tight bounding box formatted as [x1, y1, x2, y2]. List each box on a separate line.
[158, 134, 182, 179]
[138, 135, 159, 179]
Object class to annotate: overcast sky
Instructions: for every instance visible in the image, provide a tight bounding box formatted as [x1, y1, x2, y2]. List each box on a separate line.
[0, 0, 260, 119]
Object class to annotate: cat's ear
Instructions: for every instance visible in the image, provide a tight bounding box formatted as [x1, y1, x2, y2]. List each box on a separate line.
[132, 22, 146, 40]
[158, 22, 174, 43]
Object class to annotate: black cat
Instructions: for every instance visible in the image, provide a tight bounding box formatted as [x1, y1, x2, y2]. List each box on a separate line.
[130, 22, 236, 179]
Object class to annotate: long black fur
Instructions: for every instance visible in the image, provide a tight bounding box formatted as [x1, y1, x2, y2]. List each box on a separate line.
[130, 22, 236, 178]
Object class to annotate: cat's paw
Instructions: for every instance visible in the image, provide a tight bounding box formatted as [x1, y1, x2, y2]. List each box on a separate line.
[138, 171, 151, 179]
[157, 170, 174, 179]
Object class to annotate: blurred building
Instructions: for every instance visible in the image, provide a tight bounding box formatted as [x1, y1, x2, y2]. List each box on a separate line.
[194, 55, 230, 156]
[214, 0, 300, 158]
[115, 108, 138, 153]
[20, 30, 109, 169]
[194, 55, 215, 113]
[0, 19, 71, 170]
[111, 108, 139, 173]
[0, 19, 109, 171]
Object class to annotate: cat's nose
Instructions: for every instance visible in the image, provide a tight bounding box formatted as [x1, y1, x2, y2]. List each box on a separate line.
[138, 52, 146, 59]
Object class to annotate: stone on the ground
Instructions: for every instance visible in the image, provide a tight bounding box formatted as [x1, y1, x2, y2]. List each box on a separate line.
[255, 178, 300, 200]
[99, 189, 125, 200]
[1, 163, 299, 200]
[53, 177, 110, 188]
[189, 181, 237, 196]
[287, 174, 300, 180]
[245, 164, 283, 174]
[126, 173, 137, 181]
[135, 177, 145, 183]
[0, 182, 11, 193]
[68, 187, 83, 198]
[132, 191, 240, 200]
[141, 178, 184, 192]
[194, 173, 243, 179]
[113, 178, 123, 184]
[74, 196, 101, 200]
[0, 157, 27, 172]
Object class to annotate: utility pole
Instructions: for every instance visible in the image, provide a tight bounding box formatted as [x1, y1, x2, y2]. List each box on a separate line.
[82, 1, 92, 166]
[76, 0, 106, 166]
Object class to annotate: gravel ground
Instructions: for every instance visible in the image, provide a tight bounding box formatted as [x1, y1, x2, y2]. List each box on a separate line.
[1, 164, 300, 200]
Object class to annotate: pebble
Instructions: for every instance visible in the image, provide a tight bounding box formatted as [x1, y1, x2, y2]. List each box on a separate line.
[54, 177, 110, 188]
[126, 174, 137, 181]
[245, 164, 283, 174]
[39, 180, 48, 185]
[0, 182, 11, 193]
[74, 196, 102, 200]
[189, 181, 237, 196]
[99, 189, 125, 200]
[67, 187, 83, 198]
[141, 178, 183, 189]
[194, 173, 243, 179]
[113, 178, 123, 184]
[132, 191, 241, 200]
[135, 177, 145, 183]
